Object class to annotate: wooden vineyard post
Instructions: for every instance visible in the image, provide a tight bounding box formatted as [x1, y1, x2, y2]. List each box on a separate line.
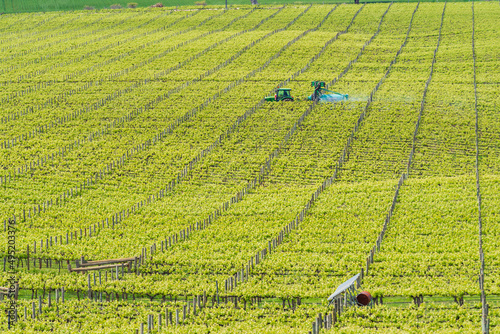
[216, 281, 219, 306]
[87, 274, 92, 300]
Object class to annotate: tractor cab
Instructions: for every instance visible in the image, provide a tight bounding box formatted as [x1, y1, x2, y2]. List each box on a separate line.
[265, 88, 294, 102]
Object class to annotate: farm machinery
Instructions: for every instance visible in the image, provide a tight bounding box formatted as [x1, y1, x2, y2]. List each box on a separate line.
[307, 81, 348, 102]
[265, 81, 348, 102]
[265, 88, 294, 102]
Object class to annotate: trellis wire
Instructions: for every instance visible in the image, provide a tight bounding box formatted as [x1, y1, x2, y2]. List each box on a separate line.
[11, 5, 327, 259]
[0, 7, 284, 185]
[472, 3, 488, 333]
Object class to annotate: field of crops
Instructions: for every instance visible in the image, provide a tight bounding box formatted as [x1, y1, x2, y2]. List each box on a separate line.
[0, 2, 498, 332]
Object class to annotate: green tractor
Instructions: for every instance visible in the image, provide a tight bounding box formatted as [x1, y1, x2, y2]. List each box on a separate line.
[265, 88, 294, 102]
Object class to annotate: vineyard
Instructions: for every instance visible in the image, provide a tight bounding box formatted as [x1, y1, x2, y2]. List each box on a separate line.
[0, 2, 499, 333]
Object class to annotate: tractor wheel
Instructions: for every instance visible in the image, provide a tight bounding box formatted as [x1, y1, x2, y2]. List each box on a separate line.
[282, 98, 293, 102]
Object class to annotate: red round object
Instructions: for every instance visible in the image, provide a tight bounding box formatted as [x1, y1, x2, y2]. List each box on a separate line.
[356, 291, 372, 306]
